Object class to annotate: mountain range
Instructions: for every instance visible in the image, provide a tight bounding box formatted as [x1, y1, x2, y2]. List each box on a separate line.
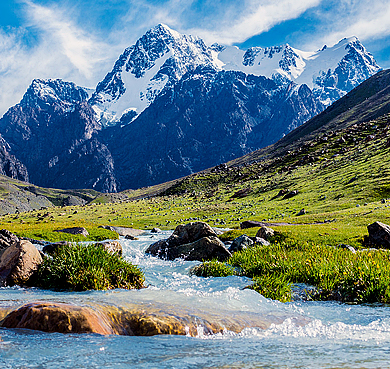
[0, 24, 381, 192]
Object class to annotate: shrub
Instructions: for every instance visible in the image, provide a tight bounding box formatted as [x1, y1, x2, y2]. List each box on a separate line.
[35, 243, 144, 291]
[190, 260, 237, 277]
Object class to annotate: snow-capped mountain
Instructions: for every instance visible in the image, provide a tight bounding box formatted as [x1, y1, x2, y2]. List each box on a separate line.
[90, 26, 380, 126]
[0, 25, 382, 192]
[212, 36, 380, 106]
[89, 24, 221, 126]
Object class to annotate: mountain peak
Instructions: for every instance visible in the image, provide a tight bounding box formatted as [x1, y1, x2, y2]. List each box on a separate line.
[21, 79, 88, 109]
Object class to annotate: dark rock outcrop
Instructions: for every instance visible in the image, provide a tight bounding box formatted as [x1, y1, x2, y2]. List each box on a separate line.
[367, 221, 390, 248]
[54, 227, 89, 237]
[240, 220, 263, 229]
[145, 222, 230, 261]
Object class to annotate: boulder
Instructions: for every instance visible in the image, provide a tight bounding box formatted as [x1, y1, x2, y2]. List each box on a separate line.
[166, 236, 231, 261]
[0, 240, 43, 286]
[283, 190, 298, 199]
[100, 226, 144, 238]
[42, 241, 71, 255]
[151, 228, 161, 233]
[252, 237, 270, 246]
[229, 235, 254, 253]
[367, 221, 390, 248]
[0, 229, 19, 257]
[96, 241, 122, 256]
[240, 220, 263, 229]
[256, 226, 275, 241]
[337, 244, 356, 253]
[1, 302, 115, 335]
[55, 227, 89, 237]
[145, 222, 230, 261]
[125, 235, 138, 240]
[297, 209, 306, 216]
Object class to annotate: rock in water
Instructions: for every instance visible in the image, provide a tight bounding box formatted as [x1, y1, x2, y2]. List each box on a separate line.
[1, 302, 115, 335]
[96, 241, 122, 256]
[367, 221, 390, 248]
[0, 240, 42, 286]
[145, 222, 230, 261]
[167, 236, 231, 261]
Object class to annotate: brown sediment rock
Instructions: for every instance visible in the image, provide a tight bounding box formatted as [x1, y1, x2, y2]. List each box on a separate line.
[0, 301, 294, 337]
[1, 302, 115, 334]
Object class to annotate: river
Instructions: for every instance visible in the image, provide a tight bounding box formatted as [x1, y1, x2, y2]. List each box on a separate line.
[1, 231, 390, 368]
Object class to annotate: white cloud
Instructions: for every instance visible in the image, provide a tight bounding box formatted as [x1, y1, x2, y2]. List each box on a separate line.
[186, 0, 322, 45]
[0, 0, 116, 116]
[303, 0, 390, 50]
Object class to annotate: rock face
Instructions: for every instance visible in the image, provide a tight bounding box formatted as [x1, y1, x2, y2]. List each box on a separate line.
[0, 240, 42, 286]
[0, 229, 19, 257]
[0, 79, 117, 192]
[104, 67, 324, 189]
[367, 221, 390, 248]
[145, 222, 231, 261]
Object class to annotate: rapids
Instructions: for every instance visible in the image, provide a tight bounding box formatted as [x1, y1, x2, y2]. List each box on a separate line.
[1, 231, 390, 368]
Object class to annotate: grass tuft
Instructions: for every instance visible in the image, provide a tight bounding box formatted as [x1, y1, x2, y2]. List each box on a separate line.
[35, 243, 145, 291]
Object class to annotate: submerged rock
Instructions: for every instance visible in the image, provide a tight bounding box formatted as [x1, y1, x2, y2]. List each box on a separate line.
[1, 300, 280, 336]
[146, 222, 230, 261]
[0, 240, 42, 286]
[1, 302, 115, 335]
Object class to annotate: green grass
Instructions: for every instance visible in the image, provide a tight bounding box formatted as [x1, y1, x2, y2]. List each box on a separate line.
[193, 241, 390, 303]
[34, 243, 145, 291]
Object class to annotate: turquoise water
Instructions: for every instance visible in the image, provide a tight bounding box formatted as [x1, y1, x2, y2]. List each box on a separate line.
[2, 231, 390, 368]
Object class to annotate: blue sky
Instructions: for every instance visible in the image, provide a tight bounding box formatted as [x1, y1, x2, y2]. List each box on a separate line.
[0, 0, 389, 115]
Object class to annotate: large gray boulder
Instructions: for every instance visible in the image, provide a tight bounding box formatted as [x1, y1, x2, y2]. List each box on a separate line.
[256, 226, 275, 241]
[367, 221, 390, 248]
[145, 222, 230, 261]
[229, 235, 254, 253]
[0, 240, 43, 286]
